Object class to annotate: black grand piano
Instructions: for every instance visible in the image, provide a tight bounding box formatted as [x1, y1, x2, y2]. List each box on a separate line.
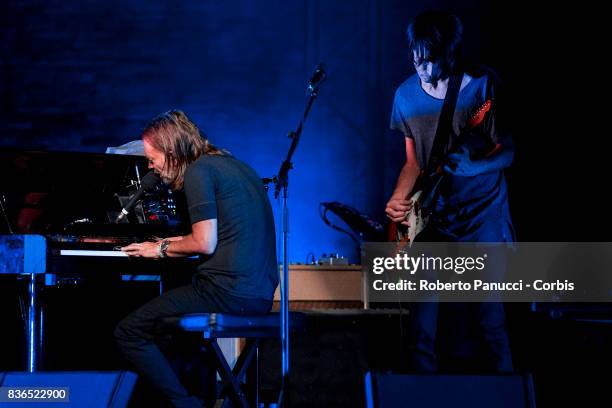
[0, 150, 198, 372]
[0, 149, 190, 236]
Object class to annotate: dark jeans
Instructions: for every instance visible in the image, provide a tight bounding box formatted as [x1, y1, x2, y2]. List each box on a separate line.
[408, 301, 513, 372]
[114, 275, 272, 408]
[409, 224, 514, 373]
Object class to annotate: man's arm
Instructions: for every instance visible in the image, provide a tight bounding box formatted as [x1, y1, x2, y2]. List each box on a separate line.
[444, 74, 515, 177]
[385, 137, 421, 224]
[121, 219, 217, 258]
[444, 140, 514, 177]
[163, 219, 217, 256]
[162, 236, 185, 242]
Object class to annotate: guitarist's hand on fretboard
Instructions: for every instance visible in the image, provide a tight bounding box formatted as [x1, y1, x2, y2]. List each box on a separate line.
[443, 146, 479, 176]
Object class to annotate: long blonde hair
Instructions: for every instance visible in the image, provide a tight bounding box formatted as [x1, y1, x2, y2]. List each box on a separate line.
[142, 110, 226, 190]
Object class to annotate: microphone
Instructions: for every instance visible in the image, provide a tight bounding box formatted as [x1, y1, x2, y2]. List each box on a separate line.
[115, 171, 161, 223]
[307, 63, 327, 92]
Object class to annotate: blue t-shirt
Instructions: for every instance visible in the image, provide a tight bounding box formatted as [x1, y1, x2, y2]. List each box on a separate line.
[390, 71, 514, 242]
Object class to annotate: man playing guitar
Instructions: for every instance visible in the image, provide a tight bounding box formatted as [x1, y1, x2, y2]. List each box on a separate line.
[385, 10, 515, 373]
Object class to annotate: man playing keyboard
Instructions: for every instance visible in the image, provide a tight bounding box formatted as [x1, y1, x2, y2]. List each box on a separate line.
[114, 110, 278, 408]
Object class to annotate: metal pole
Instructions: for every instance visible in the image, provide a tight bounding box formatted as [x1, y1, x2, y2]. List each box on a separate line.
[27, 272, 37, 372]
[280, 185, 290, 406]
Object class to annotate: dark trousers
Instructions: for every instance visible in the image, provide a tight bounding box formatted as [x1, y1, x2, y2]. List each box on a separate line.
[409, 223, 514, 373]
[408, 301, 513, 372]
[114, 276, 272, 408]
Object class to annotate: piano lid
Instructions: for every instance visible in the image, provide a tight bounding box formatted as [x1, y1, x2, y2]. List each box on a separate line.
[0, 149, 189, 236]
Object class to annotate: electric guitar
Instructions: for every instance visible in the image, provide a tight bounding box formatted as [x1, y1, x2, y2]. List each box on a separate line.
[388, 99, 494, 245]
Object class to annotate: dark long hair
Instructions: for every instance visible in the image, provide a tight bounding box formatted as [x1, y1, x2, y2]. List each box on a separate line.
[406, 11, 463, 75]
[142, 110, 226, 190]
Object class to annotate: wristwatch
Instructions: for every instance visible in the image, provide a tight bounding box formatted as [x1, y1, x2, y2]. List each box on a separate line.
[158, 239, 170, 258]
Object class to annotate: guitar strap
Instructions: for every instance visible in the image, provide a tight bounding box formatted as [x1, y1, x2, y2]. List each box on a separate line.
[426, 71, 463, 175]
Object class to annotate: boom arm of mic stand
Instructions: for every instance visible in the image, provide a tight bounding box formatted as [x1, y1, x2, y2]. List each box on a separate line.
[274, 88, 318, 199]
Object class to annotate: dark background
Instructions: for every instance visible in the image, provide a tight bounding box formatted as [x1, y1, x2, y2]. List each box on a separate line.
[2, 0, 609, 263]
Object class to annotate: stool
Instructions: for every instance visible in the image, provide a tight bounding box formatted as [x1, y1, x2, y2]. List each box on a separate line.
[159, 312, 307, 408]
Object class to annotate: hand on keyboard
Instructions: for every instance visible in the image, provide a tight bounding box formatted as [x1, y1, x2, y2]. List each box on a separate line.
[121, 241, 160, 258]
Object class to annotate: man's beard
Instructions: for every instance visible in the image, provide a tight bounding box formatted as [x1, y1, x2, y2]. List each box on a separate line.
[158, 170, 173, 186]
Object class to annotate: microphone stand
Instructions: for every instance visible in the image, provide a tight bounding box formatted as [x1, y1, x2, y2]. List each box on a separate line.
[264, 70, 324, 408]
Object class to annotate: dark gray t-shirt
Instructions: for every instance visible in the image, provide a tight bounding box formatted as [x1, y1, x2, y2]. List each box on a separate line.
[184, 154, 278, 299]
[390, 71, 514, 241]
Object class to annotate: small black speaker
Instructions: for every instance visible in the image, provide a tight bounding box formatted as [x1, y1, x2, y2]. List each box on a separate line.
[0, 371, 137, 407]
[365, 371, 535, 408]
